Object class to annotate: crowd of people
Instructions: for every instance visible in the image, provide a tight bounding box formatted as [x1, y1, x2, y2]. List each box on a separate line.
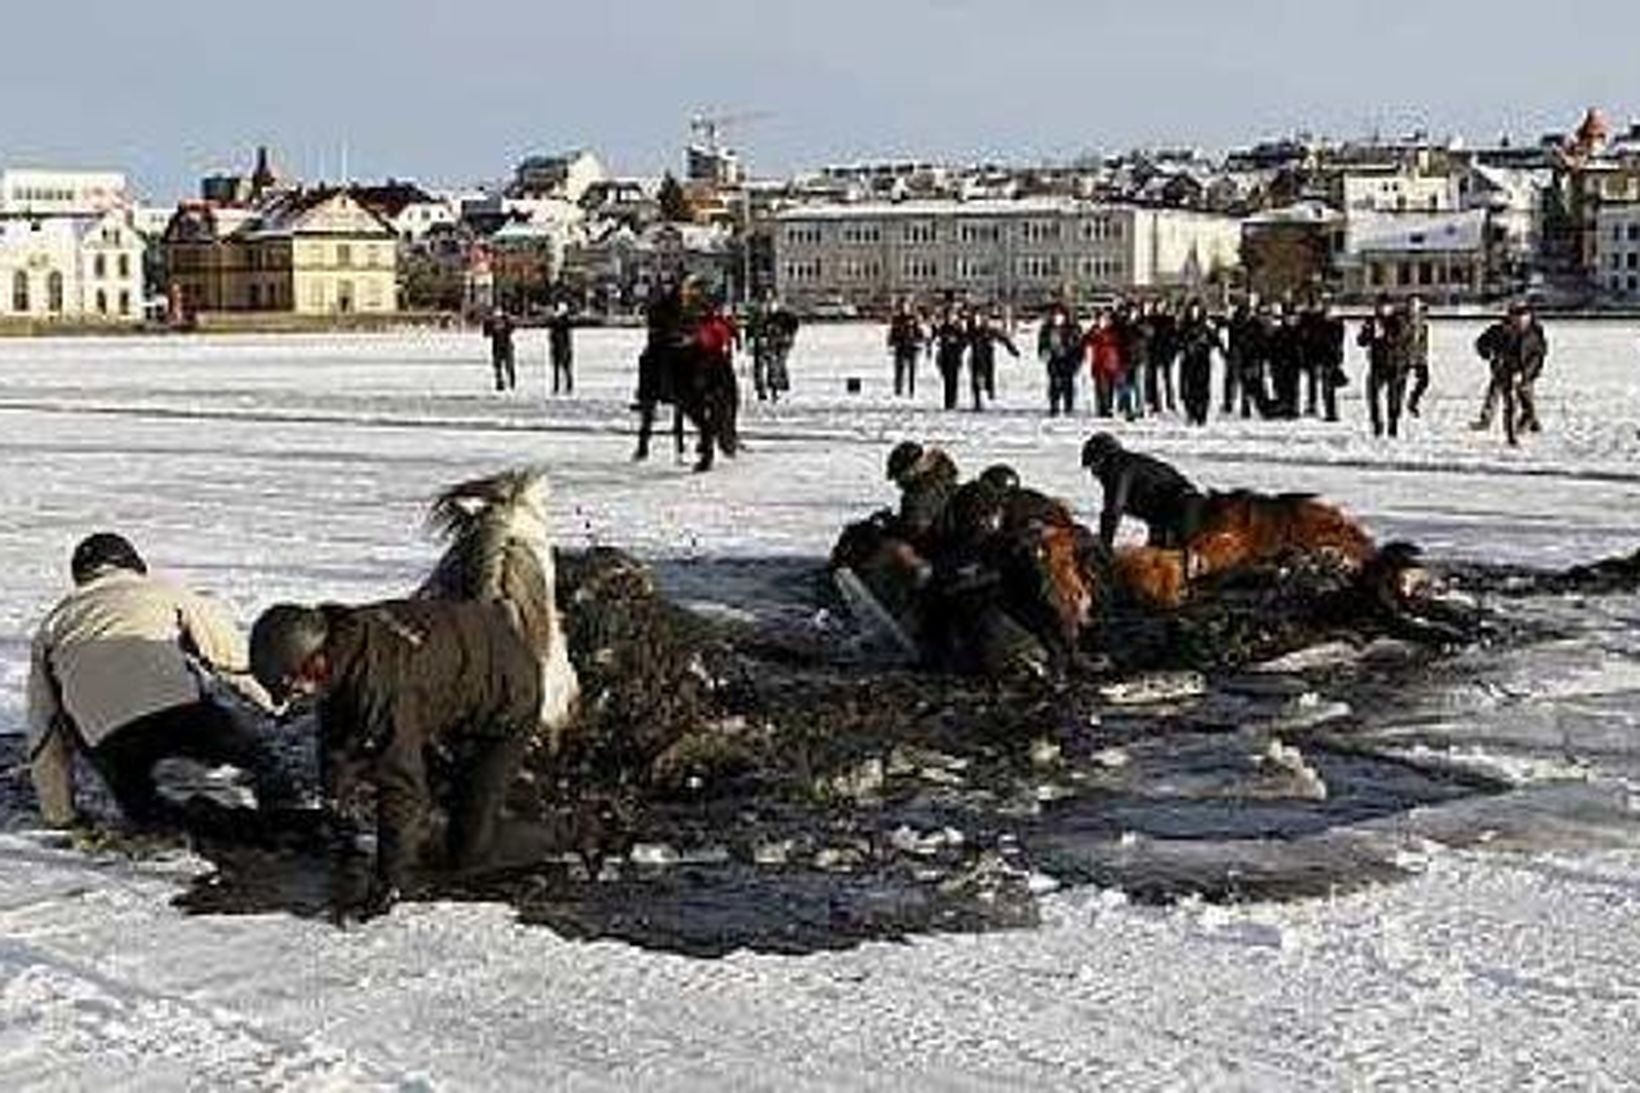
[477, 284, 1551, 452]
[886, 293, 1551, 443]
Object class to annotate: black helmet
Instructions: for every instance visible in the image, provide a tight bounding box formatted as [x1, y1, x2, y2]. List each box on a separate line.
[249, 604, 329, 702]
[70, 532, 146, 585]
[1080, 432, 1122, 470]
[979, 464, 1020, 493]
[886, 441, 924, 482]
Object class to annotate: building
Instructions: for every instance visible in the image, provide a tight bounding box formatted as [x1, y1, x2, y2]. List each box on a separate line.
[0, 208, 145, 323]
[1592, 203, 1640, 298]
[1339, 169, 1461, 215]
[510, 150, 607, 203]
[0, 169, 129, 216]
[1340, 210, 1490, 301]
[351, 182, 456, 244]
[770, 198, 1241, 312]
[162, 187, 398, 318]
[1240, 201, 1346, 299]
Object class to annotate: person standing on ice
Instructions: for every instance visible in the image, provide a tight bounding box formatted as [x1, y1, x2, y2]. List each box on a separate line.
[1402, 296, 1432, 417]
[932, 304, 971, 411]
[546, 301, 576, 396]
[887, 299, 926, 398]
[1083, 309, 1124, 418]
[1303, 298, 1347, 423]
[482, 307, 517, 392]
[248, 598, 544, 921]
[1470, 302, 1546, 446]
[965, 310, 1018, 411]
[1176, 299, 1222, 427]
[1037, 303, 1082, 415]
[26, 534, 290, 829]
[1358, 295, 1408, 438]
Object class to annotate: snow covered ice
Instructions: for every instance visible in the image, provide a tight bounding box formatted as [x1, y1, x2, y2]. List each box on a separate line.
[3, 320, 1640, 1089]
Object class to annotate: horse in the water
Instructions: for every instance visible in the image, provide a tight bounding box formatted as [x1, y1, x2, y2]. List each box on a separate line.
[416, 469, 580, 752]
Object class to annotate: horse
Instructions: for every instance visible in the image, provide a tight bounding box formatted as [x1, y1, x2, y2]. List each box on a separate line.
[1185, 490, 1377, 581]
[634, 342, 740, 471]
[416, 469, 580, 754]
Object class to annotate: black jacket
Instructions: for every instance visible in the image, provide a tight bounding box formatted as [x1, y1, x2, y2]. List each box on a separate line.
[317, 599, 543, 888]
[547, 314, 575, 362]
[1091, 451, 1202, 547]
[966, 324, 1019, 371]
[1357, 313, 1405, 374]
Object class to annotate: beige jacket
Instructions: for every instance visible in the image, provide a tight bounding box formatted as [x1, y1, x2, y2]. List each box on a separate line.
[25, 569, 268, 824]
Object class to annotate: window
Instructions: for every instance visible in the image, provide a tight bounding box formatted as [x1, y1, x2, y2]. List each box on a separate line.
[1631, 275, 1639, 293]
[337, 244, 352, 269]
[308, 281, 325, 310]
[958, 221, 1000, 244]
[47, 272, 63, 313]
[1418, 261, 1433, 285]
[1628, 253, 1638, 270]
[1015, 255, 1061, 280]
[95, 289, 107, 315]
[118, 290, 131, 316]
[1629, 225, 1640, 242]
[902, 221, 937, 245]
[1019, 220, 1062, 244]
[783, 224, 823, 246]
[93, 254, 106, 279]
[248, 284, 262, 309]
[118, 253, 130, 279]
[901, 255, 938, 280]
[12, 271, 28, 312]
[840, 224, 882, 245]
[782, 258, 823, 282]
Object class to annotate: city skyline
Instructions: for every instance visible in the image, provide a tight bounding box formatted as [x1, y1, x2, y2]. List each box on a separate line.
[5, 0, 1640, 200]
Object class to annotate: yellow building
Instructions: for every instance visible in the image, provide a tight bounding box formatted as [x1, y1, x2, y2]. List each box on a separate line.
[162, 188, 398, 318]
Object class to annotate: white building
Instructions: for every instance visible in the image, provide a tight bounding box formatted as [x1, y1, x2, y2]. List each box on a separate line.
[0, 169, 129, 216]
[771, 198, 1241, 311]
[1340, 170, 1461, 215]
[1593, 204, 1640, 298]
[511, 150, 607, 204]
[0, 208, 145, 322]
[1340, 210, 1489, 300]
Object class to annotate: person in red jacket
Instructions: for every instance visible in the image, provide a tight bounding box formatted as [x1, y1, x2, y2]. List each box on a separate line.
[1082, 310, 1125, 418]
[691, 302, 742, 468]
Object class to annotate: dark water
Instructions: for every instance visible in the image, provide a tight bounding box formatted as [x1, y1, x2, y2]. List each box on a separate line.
[8, 548, 1635, 957]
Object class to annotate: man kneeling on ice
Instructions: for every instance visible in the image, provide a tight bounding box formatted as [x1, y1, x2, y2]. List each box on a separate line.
[249, 598, 543, 920]
[1081, 432, 1205, 549]
[26, 533, 289, 828]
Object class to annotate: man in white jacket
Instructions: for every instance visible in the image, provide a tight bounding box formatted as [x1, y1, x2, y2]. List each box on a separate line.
[26, 533, 286, 827]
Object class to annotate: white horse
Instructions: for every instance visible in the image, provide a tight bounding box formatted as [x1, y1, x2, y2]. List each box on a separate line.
[417, 469, 581, 752]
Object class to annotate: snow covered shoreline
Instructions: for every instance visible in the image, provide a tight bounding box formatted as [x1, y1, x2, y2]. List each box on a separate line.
[3, 324, 1640, 1089]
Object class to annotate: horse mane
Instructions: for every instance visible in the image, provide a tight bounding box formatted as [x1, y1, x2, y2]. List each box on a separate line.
[418, 468, 558, 652]
[418, 467, 580, 739]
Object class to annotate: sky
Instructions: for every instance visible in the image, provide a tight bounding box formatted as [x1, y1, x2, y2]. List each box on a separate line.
[3, 0, 1638, 202]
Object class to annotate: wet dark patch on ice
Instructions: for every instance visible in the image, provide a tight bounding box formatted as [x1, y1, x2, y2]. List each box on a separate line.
[6, 547, 1638, 956]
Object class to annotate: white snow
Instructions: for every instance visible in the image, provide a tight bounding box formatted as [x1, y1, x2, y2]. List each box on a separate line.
[3, 320, 1640, 1090]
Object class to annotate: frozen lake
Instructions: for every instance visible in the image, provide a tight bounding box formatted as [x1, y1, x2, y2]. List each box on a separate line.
[3, 322, 1640, 1089]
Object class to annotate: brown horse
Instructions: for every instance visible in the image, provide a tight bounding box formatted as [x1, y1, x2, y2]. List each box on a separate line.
[1186, 491, 1376, 581]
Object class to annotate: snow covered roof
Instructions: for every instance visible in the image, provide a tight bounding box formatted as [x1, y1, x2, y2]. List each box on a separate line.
[1246, 201, 1344, 227]
[775, 197, 1095, 221]
[1347, 210, 1487, 255]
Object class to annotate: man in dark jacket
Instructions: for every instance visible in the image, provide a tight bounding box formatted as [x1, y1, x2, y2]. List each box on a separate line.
[1471, 303, 1547, 445]
[249, 599, 544, 919]
[1511, 304, 1547, 435]
[1081, 432, 1204, 548]
[1222, 297, 1257, 416]
[1357, 297, 1407, 438]
[1176, 301, 1222, 427]
[482, 309, 517, 392]
[887, 300, 925, 398]
[546, 303, 576, 396]
[931, 307, 970, 411]
[1146, 299, 1179, 414]
[1301, 300, 1347, 422]
[965, 311, 1019, 411]
[1037, 304, 1082, 415]
[1265, 306, 1304, 419]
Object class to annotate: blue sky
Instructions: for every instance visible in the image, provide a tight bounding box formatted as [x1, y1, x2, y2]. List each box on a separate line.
[3, 0, 1635, 200]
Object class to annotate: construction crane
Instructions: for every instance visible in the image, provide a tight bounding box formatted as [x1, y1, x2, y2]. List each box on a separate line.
[688, 110, 772, 155]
